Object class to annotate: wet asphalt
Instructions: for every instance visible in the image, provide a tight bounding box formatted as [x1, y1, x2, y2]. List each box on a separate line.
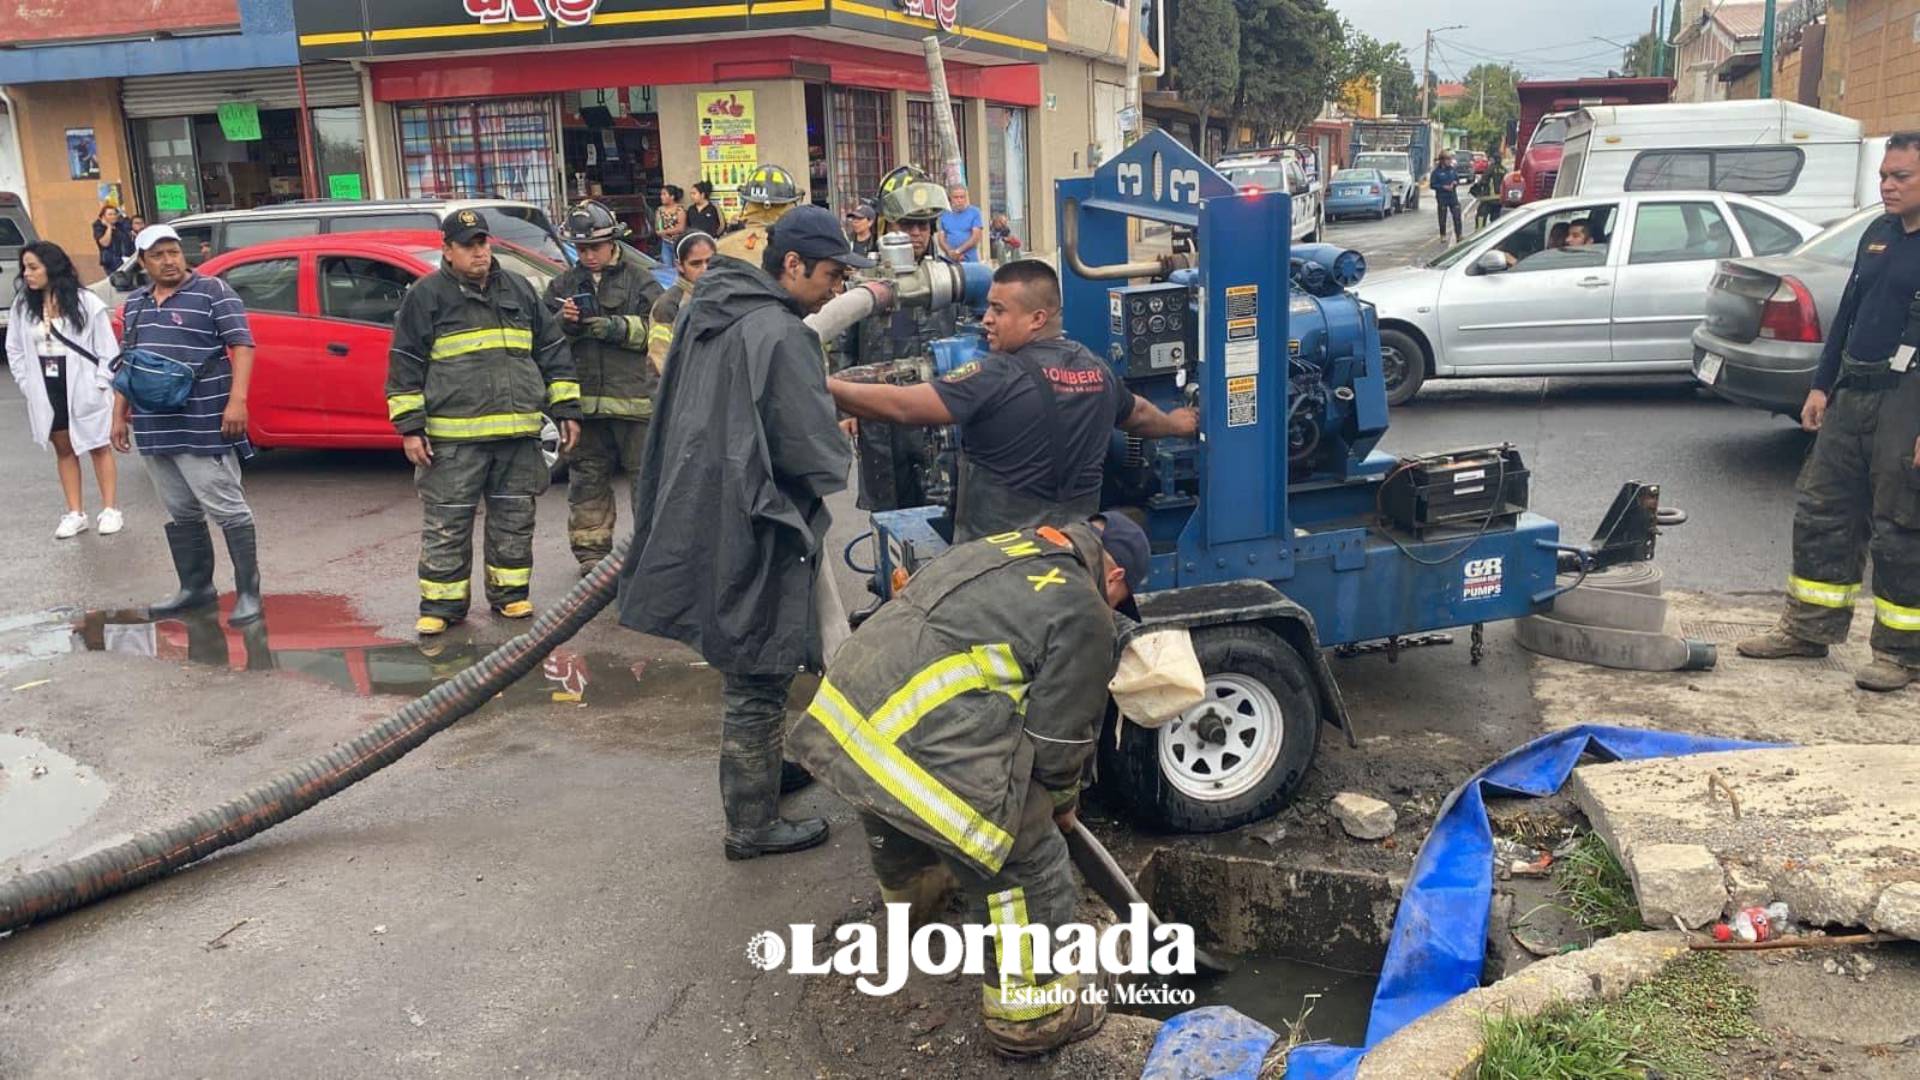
[0, 208, 1807, 1077]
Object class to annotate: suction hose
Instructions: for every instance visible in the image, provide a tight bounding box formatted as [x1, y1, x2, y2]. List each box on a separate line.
[0, 537, 632, 935]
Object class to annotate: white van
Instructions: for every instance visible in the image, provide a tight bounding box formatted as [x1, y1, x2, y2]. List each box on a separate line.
[1553, 101, 1865, 224]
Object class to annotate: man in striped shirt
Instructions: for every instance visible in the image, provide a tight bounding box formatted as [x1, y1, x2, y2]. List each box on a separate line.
[109, 225, 264, 627]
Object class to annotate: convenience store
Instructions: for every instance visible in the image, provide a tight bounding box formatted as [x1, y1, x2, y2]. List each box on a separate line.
[294, 0, 1049, 248]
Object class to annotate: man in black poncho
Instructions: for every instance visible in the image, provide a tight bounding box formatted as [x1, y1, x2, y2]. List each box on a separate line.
[617, 204, 873, 860]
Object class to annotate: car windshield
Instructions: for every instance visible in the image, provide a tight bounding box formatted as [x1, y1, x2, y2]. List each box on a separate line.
[1333, 170, 1375, 184]
[1354, 155, 1407, 173]
[1219, 165, 1286, 191]
[1798, 208, 1881, 263]
[1531, 116, 1571, 147]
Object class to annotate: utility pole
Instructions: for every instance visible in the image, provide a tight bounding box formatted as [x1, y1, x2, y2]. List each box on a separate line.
[1420, 24, 1466, 118]
[1655, 0, 1667, 77]
[1759, 0, 1777, 98]
[1124, 0, 1142, 146]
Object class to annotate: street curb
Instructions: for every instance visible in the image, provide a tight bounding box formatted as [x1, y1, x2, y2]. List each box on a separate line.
[1353, 930, 1690, 1079]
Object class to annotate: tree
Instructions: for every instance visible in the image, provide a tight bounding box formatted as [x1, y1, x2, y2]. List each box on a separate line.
[1172, 0, 1239, 145]
[1231, 0, 1346, 144]
[1623, 31, 1660, 77]
[1380, 58, 1420, 116]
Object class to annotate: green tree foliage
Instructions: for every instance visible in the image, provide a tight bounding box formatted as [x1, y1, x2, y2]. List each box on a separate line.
[1231, 0, 1347, 142]
[1172, 0, 1240, 133]
[1623, 31, 1661, 77]
[1380, 58, 1421, 116]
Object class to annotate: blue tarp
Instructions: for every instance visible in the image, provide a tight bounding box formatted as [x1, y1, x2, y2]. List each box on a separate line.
[1141, 724, 1777, 1080]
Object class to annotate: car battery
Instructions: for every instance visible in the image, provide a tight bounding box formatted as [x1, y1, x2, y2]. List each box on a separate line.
[1380, 445, 1530, 536]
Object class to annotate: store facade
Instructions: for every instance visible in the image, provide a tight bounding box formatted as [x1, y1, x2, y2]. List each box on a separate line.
[295, 0, 1046, 249]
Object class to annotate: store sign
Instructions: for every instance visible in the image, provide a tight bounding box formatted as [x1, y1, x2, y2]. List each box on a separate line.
[697, 90, 758, 218]
[464, 0, 601, 27]
[895, 0, 959, 33]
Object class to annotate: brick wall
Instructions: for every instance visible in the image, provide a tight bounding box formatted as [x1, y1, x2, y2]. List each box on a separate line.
[1834, 0, 1920, 134]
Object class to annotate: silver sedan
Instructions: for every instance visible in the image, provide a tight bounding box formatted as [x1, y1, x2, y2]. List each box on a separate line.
[1353, 191, 1821, 404]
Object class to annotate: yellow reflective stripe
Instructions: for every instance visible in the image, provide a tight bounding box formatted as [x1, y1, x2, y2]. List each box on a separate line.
[983, 887, 1069, 1022]
[648, 324, 674, 345]
[547, 380, 581, 405]
[423, 412, 544, 439]
[486, 565, 531, 588]
[1876, 596, 1920, 631]
[1788, 575, 1860, 609]
[419, 578, 469, 600]
[429, 327, 533, 360]
[868, 644, 1025, 741]
[806, 679, 1015, 871]
[387, 392, 425, 420]
[581, 395, 653, 418]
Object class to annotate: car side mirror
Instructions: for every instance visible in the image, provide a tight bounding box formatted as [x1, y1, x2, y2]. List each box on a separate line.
[1474, 251, 1510, 275]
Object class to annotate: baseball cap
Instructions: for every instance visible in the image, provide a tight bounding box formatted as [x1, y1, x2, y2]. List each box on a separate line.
[134, 224, 181, 253]
[846, 203, 875, 222]
[441, 208, 490, 244]
[1092, 513, 1152, 597]
[769, 204, 874, 269]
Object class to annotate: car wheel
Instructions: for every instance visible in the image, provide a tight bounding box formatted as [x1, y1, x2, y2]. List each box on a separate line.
[541, 415, 569, 483]
[1379, 327, 1428, 406]
[1099, 624, 1320, 833]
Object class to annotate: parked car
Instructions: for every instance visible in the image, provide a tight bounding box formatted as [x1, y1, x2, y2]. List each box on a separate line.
[109, 231, 570, 469]
[1350, 151, 1415, 213]
[1352, 191, 1820, 404]
[1215, 150, 1322, 244]
[1692, 206, 1880, 416]
[1324, 169, 1391, 222]
[0, 192, 40, 330]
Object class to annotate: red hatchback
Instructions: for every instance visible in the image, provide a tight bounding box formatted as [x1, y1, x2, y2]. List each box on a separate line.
[117, 231, 561, 450]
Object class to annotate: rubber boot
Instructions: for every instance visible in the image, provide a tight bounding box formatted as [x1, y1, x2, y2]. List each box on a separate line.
[985, 976, 1109, 1060]
[1856, 656, 1918, 692]
[148, 520, 218, 617]
[1735, 627, 1829, 660]
[780, 759, 816, 795]
[222, 523, 264, 627]
[721, 739, 828, 861]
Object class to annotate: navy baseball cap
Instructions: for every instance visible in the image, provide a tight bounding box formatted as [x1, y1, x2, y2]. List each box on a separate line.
[770, 204, 874, 268]
[441, 208, 489, 244]
[1093, 513, 1152, 597]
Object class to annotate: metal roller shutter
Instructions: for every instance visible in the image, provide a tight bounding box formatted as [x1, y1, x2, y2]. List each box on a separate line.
[122, 64, 360, 118]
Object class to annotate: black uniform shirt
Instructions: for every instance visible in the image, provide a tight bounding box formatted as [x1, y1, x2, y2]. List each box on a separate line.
[1815, 213, 1920, 392]
[930, 336, 1135, 500]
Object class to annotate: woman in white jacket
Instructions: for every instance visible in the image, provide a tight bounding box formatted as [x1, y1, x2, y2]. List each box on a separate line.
[5, 241, 122, 538]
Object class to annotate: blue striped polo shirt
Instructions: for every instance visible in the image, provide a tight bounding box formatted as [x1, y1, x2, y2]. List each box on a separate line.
[121, 273, 255, 458]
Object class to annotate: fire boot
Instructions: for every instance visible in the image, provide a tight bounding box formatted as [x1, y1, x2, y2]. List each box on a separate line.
[222, 523, 264, 627]
[780, 759, 816, 794]
[148, 520, 218, 617]
[985, 975, 1109, 1060]
[721, 738, 828, 861]
[1735, 627, 1829, 660]
[1856, 655, 1918, 692]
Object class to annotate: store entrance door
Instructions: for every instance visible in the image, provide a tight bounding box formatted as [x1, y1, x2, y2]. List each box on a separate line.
[805, 84, 830, 209]
[193, 109, 306, 212]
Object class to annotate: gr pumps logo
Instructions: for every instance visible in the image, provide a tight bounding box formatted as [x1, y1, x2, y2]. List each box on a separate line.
[1463, 556, 1504, 600]
[465, 0, 601, 28]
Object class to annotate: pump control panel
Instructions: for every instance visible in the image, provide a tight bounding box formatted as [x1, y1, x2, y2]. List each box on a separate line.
[1107, 283, 1195, 379]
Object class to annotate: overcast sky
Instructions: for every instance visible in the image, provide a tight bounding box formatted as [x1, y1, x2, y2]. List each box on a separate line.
[1331, 0, 1663, 81]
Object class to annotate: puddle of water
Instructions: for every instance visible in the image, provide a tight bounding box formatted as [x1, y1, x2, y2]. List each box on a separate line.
[1118, 954, 1379, 1047]
[0, 732, 111, 863]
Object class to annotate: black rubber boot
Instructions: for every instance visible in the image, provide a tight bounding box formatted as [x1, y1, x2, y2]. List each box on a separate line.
[722, 741, 828, 861]
[148, 520, 218, 617]
[222, 523, 264, 627]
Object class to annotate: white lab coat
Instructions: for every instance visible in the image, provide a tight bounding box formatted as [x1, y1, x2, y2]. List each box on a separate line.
[5, 290, 119, 454]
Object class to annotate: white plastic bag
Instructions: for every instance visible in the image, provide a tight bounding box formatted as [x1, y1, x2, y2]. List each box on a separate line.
[1107, 626, 1206, 728]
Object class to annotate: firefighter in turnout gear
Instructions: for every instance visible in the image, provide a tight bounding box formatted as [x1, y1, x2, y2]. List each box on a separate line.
[545, 200, 663, 570]
[713, 163, 804, 264]
[646, 231, 716, 377]
[387, 210, 582, 636]
[787, 514, 1153, 1059]
[1738, 137, 1920, 690]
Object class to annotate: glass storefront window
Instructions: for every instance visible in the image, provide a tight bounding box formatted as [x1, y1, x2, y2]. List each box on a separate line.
[398, 98, 558, 210]
[312, 106, 369, 201]
[138, 116, 200, 221]
[907, 99, 967, 184]
[830, 88, 893, 210]
[986, 106, 1028, 250]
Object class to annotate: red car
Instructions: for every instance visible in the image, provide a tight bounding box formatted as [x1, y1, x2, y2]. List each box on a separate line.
[114, 231, 562, 453]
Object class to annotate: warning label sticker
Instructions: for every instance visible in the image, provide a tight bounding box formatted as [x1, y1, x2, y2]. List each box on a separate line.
[1225, 284, 1258, 319]
[1227, 375, 1257, 428]
[1224, 339, 1259, 376]
[1227, 317, 1257, 342]
[1463, 556, 1504, 600]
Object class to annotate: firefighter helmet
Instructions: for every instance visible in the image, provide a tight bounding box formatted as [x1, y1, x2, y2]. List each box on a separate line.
[739, 164, 803, 206]
[879, 180, 950, 224]
[876, 164, 931, 206]
[559, 200, 626, 244]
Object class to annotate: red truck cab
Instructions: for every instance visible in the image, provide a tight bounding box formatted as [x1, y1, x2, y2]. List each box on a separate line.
[1512, 77, 1674, 206]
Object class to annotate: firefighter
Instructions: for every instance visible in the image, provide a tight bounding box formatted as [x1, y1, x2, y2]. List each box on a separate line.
[849, 165, 960, 367]
[387, 210, 582, 636]
[544, 200, 660, 571]
[646, 231, 716, 376]
[787, 513, 1152, 1058]
[1738, 135, 1920, 690]
[712, 163, 805, 263]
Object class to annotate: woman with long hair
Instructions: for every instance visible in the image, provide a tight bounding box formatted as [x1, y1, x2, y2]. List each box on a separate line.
[5, 241, 123, 537]
[91, 204, 135, 276]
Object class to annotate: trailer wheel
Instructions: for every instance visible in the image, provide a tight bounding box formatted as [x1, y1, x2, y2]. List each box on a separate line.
[1103, 624, 1320, 833]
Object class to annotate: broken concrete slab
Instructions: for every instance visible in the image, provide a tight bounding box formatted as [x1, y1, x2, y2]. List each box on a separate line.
[1571, 745, 1920, 932]
[1628, 843, 1726, 929]
[1873, 881, 1920, 938]
[1330, 793, 1397, 840]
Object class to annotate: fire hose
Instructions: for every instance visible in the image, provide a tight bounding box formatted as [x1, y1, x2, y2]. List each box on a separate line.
[0, 539, 632, 935]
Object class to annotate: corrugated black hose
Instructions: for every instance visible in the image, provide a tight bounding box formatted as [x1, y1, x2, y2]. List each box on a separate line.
[0, 537, 630, 935]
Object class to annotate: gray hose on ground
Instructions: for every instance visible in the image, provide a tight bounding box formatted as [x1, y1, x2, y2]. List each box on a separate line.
[0, 537, 631, 935]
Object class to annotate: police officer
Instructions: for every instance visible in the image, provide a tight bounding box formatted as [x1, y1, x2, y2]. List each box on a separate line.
[646, 231, 715, 376]
[544, 200, 660, 571]
[787, 514, 1151, 1058]
[1430, 151, 1464, 242]
[712, 163, 805, 264]
[1738, 135, 1920, 691]
[387, 210, 582, 636]
[827, 260, 1198, 541]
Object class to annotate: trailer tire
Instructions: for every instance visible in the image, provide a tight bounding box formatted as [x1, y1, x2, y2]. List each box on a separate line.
[1101, 624, 1320, 833]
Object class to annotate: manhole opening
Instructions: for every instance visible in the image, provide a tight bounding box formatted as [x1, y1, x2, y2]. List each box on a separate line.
[1122, 846, 1396, 1046]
